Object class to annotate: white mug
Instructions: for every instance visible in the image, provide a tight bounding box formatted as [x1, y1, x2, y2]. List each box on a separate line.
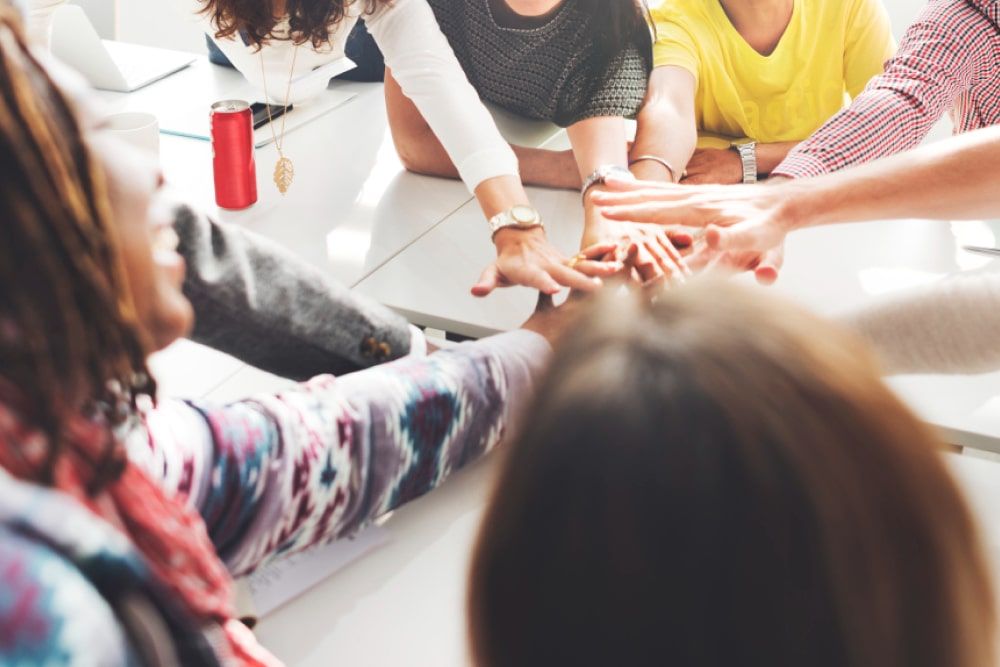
[104, 111, 160, 159]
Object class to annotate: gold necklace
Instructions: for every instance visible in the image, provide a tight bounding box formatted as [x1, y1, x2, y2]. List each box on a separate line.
[259, 44, 300, 195]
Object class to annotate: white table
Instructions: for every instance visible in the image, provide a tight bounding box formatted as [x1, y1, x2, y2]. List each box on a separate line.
[356, 201, 1000, 453]
[110, 58, 1000, 666]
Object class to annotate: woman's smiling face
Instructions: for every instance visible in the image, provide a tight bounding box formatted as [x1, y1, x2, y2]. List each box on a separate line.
[86, 129, 194, 353]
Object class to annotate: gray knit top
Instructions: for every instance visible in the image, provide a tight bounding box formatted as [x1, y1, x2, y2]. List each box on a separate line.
[426, 0, 651, 127]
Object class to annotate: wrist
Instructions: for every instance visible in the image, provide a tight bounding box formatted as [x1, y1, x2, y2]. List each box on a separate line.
[494, 225, 546, 250]
[771, 179, 819, 231]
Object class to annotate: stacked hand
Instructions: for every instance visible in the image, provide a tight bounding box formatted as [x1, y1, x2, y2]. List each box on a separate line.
[590, 176, 794, 284]
[472, 227, 623, 297]
[580, 220, 692, 289]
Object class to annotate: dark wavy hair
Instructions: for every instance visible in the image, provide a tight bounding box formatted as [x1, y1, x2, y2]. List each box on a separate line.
[0, 7, 154, 487]
[584, 0, 654, 75]
[199, 0, 383, 49]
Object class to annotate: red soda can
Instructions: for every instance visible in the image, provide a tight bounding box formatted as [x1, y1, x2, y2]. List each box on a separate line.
[211, 100, 257, 210]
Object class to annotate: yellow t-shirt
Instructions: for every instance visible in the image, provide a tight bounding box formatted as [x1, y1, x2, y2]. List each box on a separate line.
[651, 0, 896, 146]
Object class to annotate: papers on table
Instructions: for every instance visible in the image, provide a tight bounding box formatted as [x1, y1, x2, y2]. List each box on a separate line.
[236, 527, 391, 619]
[100, 58, 357, 148]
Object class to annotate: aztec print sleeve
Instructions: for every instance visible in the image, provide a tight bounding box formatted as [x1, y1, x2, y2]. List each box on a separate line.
[137, 330, 550, 577]
[773, 0, 992, 178]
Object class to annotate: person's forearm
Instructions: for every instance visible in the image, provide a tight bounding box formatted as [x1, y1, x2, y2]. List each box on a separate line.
[371, 1, 520, 191]
[630, 67, 698, 183]
[756, 141, 799, 176]
[174, 206, 413, 379]
[512, 145, 581, 190]
[840, 272, 1000, 376]
[143, 330, 550, 576]
[781, 125, 1000, 227]
[631, 104, 695, 182]
[568, 116, 629, 241]
[773, 7, 977, 180]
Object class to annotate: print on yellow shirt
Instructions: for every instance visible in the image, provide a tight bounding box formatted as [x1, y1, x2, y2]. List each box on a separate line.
[651, 0, 896, 147]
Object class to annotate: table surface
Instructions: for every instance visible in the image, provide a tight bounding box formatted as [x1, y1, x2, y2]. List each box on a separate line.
[109, 58, 1000, 666]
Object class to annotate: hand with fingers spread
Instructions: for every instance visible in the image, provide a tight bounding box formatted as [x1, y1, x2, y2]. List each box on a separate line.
[590, 175, 797, 284]
[472, 227, 622, 297]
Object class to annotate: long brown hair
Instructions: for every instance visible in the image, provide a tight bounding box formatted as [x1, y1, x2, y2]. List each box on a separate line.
[468, 281, 995, 667]
[198, 0, 381, 49]
[0, 7, 152, 486]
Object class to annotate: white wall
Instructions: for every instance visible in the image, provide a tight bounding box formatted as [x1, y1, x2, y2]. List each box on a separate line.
[72, 0, 114, 37]
[118, 0, 204, 52]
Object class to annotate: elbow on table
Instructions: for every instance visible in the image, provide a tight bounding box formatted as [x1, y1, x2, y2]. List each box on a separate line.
[395, 145, 436, 176]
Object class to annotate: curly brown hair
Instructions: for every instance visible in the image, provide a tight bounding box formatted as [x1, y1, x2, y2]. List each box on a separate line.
[0, 7, 154, 488]
[198, 0, 382, 49]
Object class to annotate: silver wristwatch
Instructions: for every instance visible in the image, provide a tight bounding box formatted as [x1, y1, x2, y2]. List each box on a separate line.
[581, 164, 634, 201]
[488, 205, 543, 239]
[731, 141, 758, 184]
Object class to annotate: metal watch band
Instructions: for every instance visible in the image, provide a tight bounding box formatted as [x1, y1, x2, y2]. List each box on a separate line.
[488, 206, 543, 239]
[581, 165, 634, 202]
[629, 155, 683, 183]
[733, 142, 758, 184]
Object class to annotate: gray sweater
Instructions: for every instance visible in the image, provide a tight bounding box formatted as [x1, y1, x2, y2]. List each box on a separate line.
[427, 0, 650, 127]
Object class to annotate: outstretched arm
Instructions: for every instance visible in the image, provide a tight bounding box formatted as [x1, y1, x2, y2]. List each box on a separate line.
[593, 124, 1000, 258]
[137, 330, 550, 577]
[174, 206, 416, 380]
[774, 0, 991, 178]
[368, 0, 618, 297]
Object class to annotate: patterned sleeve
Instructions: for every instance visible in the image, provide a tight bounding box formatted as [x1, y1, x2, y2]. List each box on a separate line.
[774, 0, 991, 178]
[0, 527, 132, 665]
[556, 45, 650, 126]
[137, 330, 550, 577]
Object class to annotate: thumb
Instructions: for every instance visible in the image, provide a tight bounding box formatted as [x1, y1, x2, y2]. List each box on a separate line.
[471, 263, 500, 297]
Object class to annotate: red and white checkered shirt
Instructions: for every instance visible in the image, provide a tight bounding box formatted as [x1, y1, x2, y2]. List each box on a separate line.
[775, 0, 1000, 178]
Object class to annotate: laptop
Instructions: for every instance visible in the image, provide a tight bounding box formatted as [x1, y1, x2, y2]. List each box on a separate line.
[51, 5, 196, 93]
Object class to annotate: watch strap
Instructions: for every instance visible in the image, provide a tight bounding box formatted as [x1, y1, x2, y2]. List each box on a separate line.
[581, 165, 634, 201]
[732, 142, 758, 184]
[488, 207, 543, 238]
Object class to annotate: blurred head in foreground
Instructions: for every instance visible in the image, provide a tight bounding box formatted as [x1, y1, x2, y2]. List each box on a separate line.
[469, 280, 995, 667]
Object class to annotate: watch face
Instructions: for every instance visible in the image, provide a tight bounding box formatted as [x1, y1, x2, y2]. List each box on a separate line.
[510, 205, 538, 225]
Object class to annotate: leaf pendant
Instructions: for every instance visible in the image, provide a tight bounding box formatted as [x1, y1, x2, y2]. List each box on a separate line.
[273, 156, 294, 194]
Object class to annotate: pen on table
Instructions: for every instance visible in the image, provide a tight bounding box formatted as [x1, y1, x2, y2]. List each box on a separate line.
[961, 245, 1000, 258]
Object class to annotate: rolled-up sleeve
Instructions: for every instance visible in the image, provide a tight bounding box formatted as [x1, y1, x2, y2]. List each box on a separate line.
[365, 0, 520, 190]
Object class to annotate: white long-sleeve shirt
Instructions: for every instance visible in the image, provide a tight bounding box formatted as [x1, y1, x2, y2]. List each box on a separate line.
[178, 0, 519, 191]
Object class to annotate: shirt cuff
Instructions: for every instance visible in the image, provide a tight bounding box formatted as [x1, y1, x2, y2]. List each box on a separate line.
[455, 147, 521, 193]
[772, 152, 832, 180]
[407, 325, 428, 358]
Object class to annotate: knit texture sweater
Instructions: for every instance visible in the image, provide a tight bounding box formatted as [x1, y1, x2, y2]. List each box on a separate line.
[427, 0, 651, 127]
